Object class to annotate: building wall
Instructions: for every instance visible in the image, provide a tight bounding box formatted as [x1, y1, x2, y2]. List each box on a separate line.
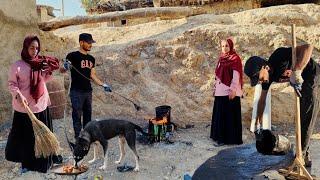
[0, 0, 38, 26]
[0, 0, 39, 126]
[37, 5, 56, 22]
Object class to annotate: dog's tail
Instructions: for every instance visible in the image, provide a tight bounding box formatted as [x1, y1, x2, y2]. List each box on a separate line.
[134, 124, 151, 136]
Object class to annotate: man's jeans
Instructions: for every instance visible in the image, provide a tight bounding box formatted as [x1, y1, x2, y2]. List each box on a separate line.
[300, 64, 320, 156]
[70, 90, 92, 138]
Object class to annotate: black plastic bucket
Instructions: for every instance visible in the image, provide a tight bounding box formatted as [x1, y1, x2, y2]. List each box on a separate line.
[155, 105, 171, 123]
[255, 129, 290, 155]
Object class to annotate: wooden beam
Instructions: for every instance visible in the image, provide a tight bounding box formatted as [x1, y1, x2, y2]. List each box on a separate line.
[38, 7, 207, 31]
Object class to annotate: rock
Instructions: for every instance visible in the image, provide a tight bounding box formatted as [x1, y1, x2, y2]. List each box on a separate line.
[12, 166, 20, 174]
[140, 51, 149, 59]
[45, 173, 56, 179]
[174, 46, 190, 59]
[130, 61, 145, 74]
[155, 47, 170, 59]
[126, 46, 140, 57]
[182, 51, 205, 69]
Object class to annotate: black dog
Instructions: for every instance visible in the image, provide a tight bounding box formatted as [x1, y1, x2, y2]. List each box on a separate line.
[70, 119, 149, 171]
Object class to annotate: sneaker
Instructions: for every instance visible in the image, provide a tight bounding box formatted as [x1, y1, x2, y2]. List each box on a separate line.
[117, 165, 134, 172]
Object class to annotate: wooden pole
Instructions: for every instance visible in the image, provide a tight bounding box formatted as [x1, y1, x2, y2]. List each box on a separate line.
[278, 24, 313, 180]
[61, 0, 64, 16]
[291, 24, 304, 165]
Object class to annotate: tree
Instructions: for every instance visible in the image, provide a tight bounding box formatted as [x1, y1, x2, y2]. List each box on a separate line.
[80, 0, 102, 12]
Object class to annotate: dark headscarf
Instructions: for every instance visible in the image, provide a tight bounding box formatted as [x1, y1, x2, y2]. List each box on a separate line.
[215, 39, 243, 88]
[21, 35, 59, 102]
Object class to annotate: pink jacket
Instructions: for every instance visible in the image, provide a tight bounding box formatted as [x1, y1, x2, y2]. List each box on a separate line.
[214, 70, 243, 97]
[8, 60, 52, 113]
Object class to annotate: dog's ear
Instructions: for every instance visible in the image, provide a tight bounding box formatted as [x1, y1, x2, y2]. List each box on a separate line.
[79, 130, 91, 143]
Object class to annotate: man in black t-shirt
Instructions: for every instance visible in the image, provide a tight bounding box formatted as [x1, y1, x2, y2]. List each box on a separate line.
[244, 44, 319, 167]
[61, 33, 112, 138]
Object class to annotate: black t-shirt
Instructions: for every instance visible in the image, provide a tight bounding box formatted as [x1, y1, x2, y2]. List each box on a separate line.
[262, 47, 316, 90]
[66, 51, 95, 92]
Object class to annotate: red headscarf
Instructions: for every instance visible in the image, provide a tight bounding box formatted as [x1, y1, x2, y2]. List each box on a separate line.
[215, 39, 243, 88]
[21, 35, 59, 102]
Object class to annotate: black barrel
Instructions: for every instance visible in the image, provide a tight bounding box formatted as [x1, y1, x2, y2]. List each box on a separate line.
[155, 105, 171, 123]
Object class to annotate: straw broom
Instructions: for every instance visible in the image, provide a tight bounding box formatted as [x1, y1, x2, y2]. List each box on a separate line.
[22, 101, 61, 158]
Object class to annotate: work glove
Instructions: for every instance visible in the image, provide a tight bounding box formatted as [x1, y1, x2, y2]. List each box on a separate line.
[290, 70, 303, 97]
[63, 59, 71, 70]
[102, 83, 112, 92]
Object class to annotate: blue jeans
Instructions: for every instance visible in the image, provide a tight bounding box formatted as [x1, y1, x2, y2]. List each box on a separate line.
[70, 90, 92, 138]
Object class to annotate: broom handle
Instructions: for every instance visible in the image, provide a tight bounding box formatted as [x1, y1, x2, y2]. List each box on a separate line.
[291, 24, 297, 69]
[291, 24, 303, 162]
[21, 100, 39, 123]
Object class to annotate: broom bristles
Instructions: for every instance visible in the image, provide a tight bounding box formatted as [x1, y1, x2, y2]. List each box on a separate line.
[23, 102, 61, 158]
[31, 117, 61, 158]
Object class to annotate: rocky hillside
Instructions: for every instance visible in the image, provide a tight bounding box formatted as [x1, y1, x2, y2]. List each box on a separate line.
[0, 2, 319, 127]
[52, 3, 320, 126]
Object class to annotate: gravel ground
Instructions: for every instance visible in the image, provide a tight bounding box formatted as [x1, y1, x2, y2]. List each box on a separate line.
[0, 119, 319, 180]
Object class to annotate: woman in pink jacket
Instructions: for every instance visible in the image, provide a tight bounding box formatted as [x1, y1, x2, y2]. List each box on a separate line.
[5, 35, 61, 173]
[210, 39, 243, 146]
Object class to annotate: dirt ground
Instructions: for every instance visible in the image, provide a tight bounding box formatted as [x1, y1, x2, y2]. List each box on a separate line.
[0, 118, 319, 180]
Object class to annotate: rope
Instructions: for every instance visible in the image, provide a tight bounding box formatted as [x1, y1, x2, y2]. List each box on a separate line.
[62, 62, 143, 152]
[67, 62, 142, 111]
